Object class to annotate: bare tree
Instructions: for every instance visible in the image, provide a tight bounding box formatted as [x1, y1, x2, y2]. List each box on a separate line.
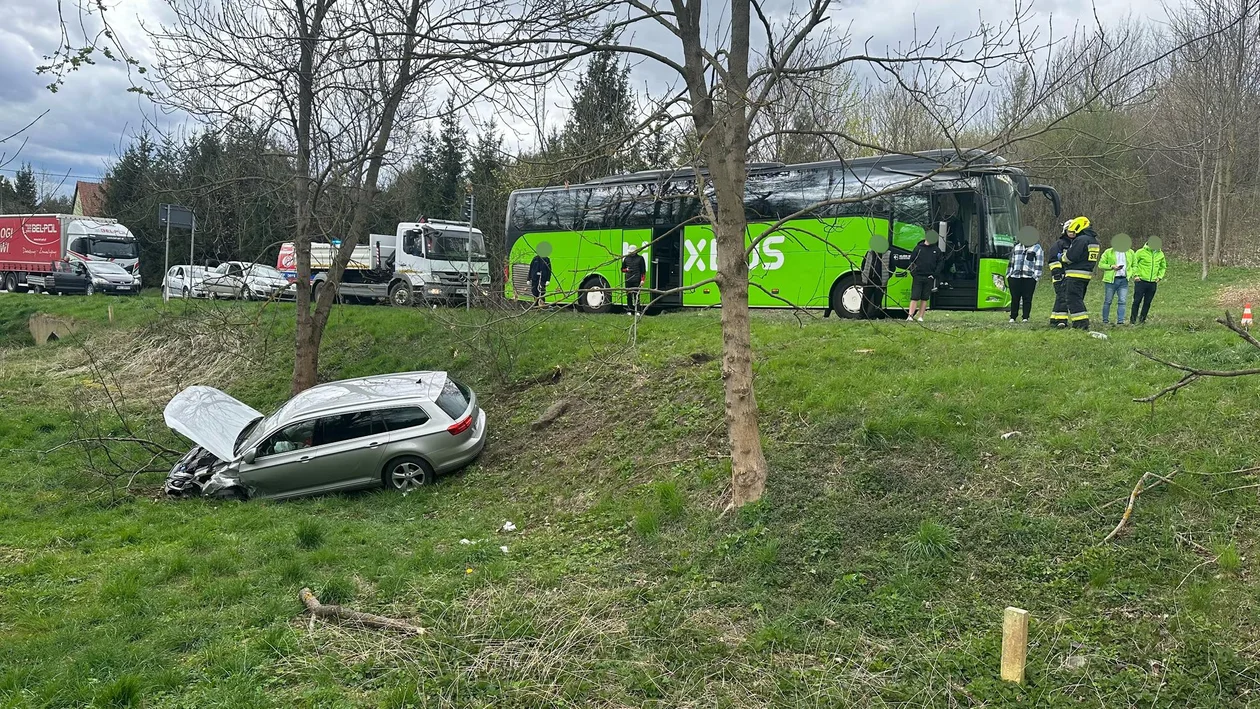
[151, 0, 468, 392]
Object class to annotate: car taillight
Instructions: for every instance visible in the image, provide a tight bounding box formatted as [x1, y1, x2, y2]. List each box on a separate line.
[447, 415, 473, 436]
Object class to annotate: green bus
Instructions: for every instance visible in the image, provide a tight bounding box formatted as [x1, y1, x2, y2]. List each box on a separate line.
[503, 150, 1061, 317]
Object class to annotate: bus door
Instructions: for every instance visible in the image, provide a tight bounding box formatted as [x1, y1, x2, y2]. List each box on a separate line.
[931, 190, 982, 310]
[649, 227, 683, 310]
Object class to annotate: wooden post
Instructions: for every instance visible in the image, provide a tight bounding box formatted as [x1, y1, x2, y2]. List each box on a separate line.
[1001, 606, 1030, 684]
[107, 305, 114, 324]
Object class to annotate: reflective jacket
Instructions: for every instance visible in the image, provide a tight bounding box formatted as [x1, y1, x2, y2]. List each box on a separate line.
[1099, 248, 1132, 283]
[1063, 227, 1100, 279]
[1131, 246, 1167, 281]
[1047, 236, 1071, 282]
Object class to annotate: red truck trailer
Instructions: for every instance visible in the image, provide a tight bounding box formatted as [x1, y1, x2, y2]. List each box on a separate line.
[0, 214, 140, 293]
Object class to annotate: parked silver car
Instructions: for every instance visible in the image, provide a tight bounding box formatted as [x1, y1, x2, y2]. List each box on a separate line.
[162, 265, 209, 300]
[202, 261, 295, 300]
[163, 371, 487, 500]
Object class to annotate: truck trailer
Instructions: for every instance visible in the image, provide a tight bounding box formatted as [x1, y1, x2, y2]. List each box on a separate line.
[0, 214, 141, 293]
[277, 220, 491, 306]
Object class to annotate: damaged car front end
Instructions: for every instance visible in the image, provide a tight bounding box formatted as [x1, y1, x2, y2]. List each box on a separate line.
[163, 385, 263, 500]
[164, 446, 244, 498]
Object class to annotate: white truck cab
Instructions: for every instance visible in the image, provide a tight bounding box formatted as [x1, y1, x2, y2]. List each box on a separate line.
[280, 219, 492, 307]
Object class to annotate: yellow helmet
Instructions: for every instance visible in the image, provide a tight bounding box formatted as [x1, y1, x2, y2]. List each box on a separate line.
[1066, 216, 1091, 235]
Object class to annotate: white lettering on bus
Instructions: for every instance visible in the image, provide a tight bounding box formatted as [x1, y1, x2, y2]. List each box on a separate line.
[683, 236, 784, 272]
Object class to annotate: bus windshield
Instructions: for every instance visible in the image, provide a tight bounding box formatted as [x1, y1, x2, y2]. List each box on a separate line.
[982, 175, 1020, 256]
[89, 238, 139, 259]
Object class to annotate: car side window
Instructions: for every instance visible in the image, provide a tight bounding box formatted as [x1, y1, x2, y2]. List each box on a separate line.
[228, 264, 244, 276]
[258, 419, 317, 458]
[378, 407, 430, 431]
[316, 411, 385, 445]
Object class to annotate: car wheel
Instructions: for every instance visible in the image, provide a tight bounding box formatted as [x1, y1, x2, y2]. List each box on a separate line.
[383, 455, 434, 493]
[4, 273, 18, 293]
[211, 486, 247, 501]
[85, 283, 95, 296]
[829, 275, 863, 319]
[389, 281, 414, 307]
[577, 276, 612, 314]
[238, 285, 251, 301]
[182, 287, 190, 299]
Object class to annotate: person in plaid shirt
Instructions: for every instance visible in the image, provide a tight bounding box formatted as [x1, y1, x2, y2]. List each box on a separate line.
[1005, 228, 1044, 323]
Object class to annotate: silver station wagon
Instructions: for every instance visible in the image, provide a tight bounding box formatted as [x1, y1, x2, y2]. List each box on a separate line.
[163, 371, 487, 500]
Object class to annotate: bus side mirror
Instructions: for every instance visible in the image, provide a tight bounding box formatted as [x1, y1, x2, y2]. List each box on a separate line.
[1030, 184, 1061, 218]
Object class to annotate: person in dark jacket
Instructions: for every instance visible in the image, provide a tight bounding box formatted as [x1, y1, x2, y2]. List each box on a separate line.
[1047, 221, 1072, 328]
[1061, 216, 1100, 330]
[860, 235, 889, 319]
[527, 243, 553, 307]
[907, 231, 944, 322]
[621, 245, 647, 315]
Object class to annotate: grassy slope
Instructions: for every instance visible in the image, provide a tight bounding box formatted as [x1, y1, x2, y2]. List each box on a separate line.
[2, 262, 1260, 707]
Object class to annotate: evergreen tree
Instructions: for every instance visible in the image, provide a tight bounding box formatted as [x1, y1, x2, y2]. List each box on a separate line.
[469, 122, 507, 266]
[560, 43, 639, 181]
[13, 164, 38, 212]
[0, 176, 17, 213]
[436, 97, 467, 219]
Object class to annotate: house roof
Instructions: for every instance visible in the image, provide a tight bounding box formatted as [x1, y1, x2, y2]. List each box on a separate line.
[72, 181, 106, 216]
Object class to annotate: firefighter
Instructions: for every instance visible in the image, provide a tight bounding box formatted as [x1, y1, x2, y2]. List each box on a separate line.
[1047, 220, 1072, 328]
[1062, 216, 1100, 330]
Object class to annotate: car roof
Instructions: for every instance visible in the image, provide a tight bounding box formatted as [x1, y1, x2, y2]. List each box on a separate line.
[267, 371, 451, 426]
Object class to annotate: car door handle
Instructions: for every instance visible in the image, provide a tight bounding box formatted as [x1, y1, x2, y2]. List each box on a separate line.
[367, 441, 382, 448]
[299, 456, 311, 463]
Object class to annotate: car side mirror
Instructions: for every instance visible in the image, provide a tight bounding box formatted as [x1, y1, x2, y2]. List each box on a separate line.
[242, 449, 256, 464]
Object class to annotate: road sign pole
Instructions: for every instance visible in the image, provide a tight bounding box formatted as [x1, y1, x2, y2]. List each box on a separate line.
[189, 216, 196, 269]
[163, 204, 171, 297]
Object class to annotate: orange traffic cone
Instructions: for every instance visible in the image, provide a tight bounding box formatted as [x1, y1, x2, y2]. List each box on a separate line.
[1243, 303, 1254, 330]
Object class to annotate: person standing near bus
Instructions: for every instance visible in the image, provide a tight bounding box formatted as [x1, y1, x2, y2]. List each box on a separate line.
[1062, 216, 1100, 330]
[1130, 236, 1167, 324]
[907, 231, 943, 322]
[861, 235, 889, 319]
[527, 242, 553, 307]
[1005, 228, 1043, 323]
[622, 246, 647, 315]
[1047, 220, 1071, 328]
[1099, 233, 1133, 325]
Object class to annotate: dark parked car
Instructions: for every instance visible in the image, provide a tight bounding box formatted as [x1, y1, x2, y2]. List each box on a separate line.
[27, 260, 94, 295]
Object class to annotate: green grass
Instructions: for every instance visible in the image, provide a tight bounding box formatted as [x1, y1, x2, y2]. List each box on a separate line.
[2, 260, 1260, 706]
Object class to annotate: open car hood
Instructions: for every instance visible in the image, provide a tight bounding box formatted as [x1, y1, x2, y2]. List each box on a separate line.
[164, 386, 263, 461]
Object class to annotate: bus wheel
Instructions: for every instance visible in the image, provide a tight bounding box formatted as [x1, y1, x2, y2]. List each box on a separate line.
[829, 275, 863, 319]
[577, 276, 612, 314]
[389, 281, 414, 307]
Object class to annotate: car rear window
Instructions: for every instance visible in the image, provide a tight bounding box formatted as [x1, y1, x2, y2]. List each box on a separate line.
[435, 378, 470, 419]
[379, 407, 430, 431]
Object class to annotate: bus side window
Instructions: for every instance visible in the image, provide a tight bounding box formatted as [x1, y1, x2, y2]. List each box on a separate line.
[891, 194, 930, 252]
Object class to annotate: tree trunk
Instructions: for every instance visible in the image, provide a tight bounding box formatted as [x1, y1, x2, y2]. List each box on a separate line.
[1212, 162, 1223, 268]
[1199, 155, 1211, 281]
[711, 167, 768, 508]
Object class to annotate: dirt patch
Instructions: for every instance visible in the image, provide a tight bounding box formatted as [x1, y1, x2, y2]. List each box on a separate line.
[1215, 283, 1260, 311]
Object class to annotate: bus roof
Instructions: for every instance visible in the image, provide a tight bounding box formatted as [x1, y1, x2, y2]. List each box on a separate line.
[512, 150, 1020, 194]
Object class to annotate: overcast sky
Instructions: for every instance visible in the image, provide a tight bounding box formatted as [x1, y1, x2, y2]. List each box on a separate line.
[1, 0, 1163, 197]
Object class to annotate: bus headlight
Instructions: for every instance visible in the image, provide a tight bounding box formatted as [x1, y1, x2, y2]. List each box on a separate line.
[993, 274, 1006, 292]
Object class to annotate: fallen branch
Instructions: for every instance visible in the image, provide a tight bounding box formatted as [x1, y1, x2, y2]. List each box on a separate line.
[299, 587, 424, 636]
[1135, 312, 1260, 403]
[530, 399, 571, 431]
[1103, 471, 1177, 544]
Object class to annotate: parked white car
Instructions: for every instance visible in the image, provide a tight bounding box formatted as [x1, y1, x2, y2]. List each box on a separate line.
[162, 265, 209, 301]
[201, 261, 296, 300]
